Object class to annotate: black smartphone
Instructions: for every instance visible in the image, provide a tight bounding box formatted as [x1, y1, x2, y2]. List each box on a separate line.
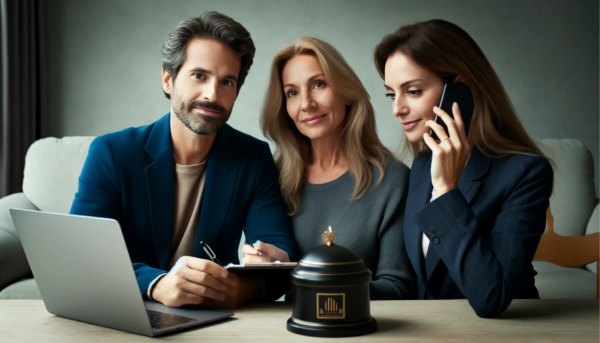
[430, 81, 474, 140]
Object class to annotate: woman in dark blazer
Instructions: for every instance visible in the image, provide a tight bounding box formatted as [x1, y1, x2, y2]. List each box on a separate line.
[374, 19, 554, 317]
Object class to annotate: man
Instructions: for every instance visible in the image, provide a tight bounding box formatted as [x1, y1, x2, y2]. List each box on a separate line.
[70, 12, 296, 308]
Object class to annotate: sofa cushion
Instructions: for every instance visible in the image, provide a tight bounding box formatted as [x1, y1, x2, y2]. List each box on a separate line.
[537, 139, 596, 237]
[0, 278, 41, 299]
[585, 203, 599, 274]
[0, 193, 38, 291]
[23, 137, 95, 213]
[533, 260, 596, 299]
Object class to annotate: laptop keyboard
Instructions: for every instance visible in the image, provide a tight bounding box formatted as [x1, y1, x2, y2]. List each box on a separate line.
[146, 309, 197, 329]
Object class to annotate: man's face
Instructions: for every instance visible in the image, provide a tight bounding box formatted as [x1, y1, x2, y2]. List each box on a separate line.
[162, 38, 241, 135]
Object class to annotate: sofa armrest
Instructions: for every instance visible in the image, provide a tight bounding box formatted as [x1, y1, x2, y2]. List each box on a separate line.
[585, 201, 599, 274]
[0, 193, 39, 291]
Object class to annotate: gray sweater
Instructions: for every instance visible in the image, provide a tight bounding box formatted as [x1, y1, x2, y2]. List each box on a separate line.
[291, 157, 416, 300]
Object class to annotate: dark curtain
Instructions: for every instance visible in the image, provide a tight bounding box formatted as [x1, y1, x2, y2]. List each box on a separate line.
[0, 0, 46, 198]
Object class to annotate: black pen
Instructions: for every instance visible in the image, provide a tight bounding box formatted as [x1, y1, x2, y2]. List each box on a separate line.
[200, 241, 223, 267]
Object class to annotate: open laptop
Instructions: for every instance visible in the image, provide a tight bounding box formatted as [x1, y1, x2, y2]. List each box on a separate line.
[10, 208, 233, 337]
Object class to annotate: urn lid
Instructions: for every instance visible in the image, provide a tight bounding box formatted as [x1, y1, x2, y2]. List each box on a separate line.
[292, 227, 371, 283]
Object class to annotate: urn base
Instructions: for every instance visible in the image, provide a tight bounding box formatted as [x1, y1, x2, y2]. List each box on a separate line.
[286, 317, 377, 338]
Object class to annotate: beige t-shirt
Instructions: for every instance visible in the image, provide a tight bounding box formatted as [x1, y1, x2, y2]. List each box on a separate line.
[145, 160, 208, 299]
[167, 161, 208, 270]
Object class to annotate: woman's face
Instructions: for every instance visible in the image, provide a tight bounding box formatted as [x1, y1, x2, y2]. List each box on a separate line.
[282, 54, 348, 143]
[384, 52, 445, 143]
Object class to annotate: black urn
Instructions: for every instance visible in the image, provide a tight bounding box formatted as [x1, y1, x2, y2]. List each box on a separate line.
[286, 227, 377, 337]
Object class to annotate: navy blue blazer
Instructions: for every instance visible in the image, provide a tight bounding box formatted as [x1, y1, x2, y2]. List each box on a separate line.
[70, 113, 297, 298]
[404, 146, 553, 318]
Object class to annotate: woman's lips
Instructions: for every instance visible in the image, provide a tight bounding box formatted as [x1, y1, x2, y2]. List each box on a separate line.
[302, 114, 327, 125]
[402, 119, 422, 131]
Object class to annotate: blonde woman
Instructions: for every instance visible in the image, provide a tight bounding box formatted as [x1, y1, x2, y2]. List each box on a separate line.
[375, 20, 554, 317]
[244, 37, 415, 300]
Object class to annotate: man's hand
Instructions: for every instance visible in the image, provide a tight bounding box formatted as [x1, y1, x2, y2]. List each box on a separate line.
[202, 273, 261, 309]
[151, 256, 228, 307]
[242, 240, 290, 263]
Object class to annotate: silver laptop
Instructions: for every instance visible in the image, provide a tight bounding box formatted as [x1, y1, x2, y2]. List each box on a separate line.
[10, 208, 233, 337]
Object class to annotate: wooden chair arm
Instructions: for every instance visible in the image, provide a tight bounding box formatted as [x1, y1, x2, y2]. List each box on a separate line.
[533, 207, 600, 298]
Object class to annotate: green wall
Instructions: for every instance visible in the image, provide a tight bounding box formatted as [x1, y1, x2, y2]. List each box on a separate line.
[45, 0, 599, 194]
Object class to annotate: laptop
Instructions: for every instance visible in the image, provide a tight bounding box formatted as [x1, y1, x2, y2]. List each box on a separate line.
[10, 208, 233, 337]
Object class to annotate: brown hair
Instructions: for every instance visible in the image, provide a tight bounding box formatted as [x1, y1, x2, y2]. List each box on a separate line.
[162, 11, 255, 98]
[261, 37, 395, 215]
[374, 19, 552, 163]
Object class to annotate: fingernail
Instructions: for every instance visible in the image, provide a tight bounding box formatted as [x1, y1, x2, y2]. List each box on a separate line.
[433, 106, 439, 110]
[453, 102, 458, 109]
[222, 284, 228, 291]
[221, 270, 228, 278]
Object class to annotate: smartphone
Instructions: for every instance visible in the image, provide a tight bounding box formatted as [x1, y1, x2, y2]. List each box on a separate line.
[430, 81, 474, 140]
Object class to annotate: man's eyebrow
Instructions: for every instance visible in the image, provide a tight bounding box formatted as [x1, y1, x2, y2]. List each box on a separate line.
[189, 67, 210, 74]
[188, 67, 238, 83]
[283, 73, 325, 88]
[223, 74, 238, 82]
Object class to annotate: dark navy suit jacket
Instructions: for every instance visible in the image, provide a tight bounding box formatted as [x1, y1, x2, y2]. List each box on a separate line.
[70, 113, 297, 299]
[404, 146, 553, 318]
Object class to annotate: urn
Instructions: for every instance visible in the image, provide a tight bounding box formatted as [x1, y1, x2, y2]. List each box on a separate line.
[286, 227, 377, 337]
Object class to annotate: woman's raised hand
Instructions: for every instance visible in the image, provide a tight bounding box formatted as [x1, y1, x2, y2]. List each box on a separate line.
[423, 102, 472, 197]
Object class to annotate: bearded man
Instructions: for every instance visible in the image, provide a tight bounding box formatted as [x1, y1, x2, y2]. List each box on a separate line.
[70, 12, 296, 309]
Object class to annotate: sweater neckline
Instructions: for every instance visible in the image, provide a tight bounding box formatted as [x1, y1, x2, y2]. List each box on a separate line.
[303, 171, 352, 192]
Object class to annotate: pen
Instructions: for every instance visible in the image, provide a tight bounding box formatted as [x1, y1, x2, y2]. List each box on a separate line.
[200, 241, 223, 267]
[245, 240, 262, 256]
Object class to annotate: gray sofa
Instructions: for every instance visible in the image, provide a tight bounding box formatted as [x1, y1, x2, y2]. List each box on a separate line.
[0, 137, 597, 299]
[532, 139, 598, 298]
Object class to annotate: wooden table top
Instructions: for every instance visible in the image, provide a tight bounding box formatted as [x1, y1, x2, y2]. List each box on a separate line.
[1, 299, 598, 342]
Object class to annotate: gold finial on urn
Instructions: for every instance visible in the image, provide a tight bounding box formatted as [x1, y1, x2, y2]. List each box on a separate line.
[321, 226, 337, 246]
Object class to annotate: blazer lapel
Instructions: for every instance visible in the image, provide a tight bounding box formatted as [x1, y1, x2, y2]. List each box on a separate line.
[144, 114, 175, 270]
[458, 146, 491, 205]
[405, 154, 433, 288]
[193, 124, 240, 258]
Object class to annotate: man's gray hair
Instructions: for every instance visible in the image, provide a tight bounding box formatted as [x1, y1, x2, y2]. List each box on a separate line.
[161, 11, 256, 99]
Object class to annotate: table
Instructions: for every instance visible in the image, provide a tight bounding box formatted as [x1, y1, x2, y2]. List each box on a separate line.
[0, 299, 598, 342]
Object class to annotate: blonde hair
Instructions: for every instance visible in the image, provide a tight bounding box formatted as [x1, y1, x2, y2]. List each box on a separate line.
[375, 19, 553, 164]
[261, 37, 394, 215]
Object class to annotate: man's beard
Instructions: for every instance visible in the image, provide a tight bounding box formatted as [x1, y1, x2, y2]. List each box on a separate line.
[172, 93, 230, 135]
